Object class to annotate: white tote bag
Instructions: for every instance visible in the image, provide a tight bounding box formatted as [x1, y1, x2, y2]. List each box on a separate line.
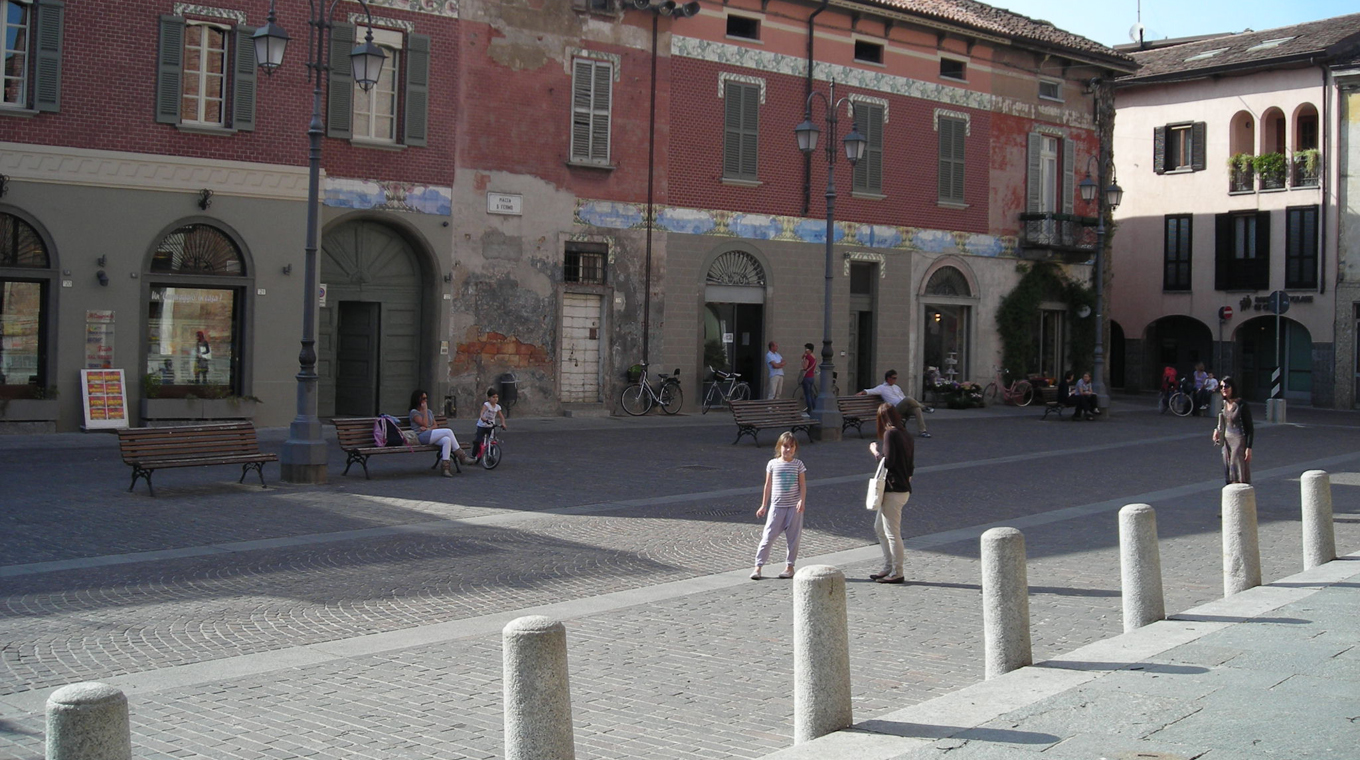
[865, 459, 887, 511]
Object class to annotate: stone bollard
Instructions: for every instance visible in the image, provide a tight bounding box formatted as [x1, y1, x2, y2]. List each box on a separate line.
[45, 682, 131, 760]
[1222, 484, 1262, 596]
[503, 616, 575, 760]
[792, 565, 852, 743]
[981, 527, 1031, 679]
[1119, 504, 1165, 632]
[1301, 470, 1336, 570]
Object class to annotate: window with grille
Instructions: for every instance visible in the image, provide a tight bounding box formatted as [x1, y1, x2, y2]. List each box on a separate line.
[570, 58, 612, 165]
[564, 244, 606, 285]
[1163, 215, 1192, 291]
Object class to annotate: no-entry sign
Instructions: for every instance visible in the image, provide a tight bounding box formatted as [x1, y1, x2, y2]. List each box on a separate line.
[1219, 306, 1233, 320]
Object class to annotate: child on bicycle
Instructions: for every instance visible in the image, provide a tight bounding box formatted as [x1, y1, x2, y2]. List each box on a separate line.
[1158, 366, 1178, 414]
[472, 387, 507, 463]
[751, 431, 807, 581]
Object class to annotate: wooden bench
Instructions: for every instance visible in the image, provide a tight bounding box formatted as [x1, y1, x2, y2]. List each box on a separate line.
[333, 415, 469, 479]
[729, 399, 820, 446]
[1039, 386, 1067, 420]
[117, 422, 278, 496]
[836, 394, 883, 438]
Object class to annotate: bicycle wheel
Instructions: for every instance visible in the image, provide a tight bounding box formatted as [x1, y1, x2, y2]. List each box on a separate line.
[482, 441, 502, 469]
[660, 382, 683, 415]
[702, 383, 719, 414]
[1013, 380, 1034, 407]
[982, 382, 998, 406]
[620, 384, 651, 416]
[731, 382, 751, 402]
[1170, 391, 1193, 417]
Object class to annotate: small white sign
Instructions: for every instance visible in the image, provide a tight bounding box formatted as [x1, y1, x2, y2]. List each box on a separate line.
[722, 332, 734, 344]
[487, 192, 523, 216]
[319, 283, 327, 307]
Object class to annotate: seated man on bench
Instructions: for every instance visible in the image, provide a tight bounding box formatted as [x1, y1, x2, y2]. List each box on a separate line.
[1057, 371, 1094, 420]
[858, 369, 934, 438]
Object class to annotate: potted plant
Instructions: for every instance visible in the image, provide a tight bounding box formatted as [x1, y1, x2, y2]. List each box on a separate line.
[1293, 148, 1321, 186]
[1253, 152, 1287, 189]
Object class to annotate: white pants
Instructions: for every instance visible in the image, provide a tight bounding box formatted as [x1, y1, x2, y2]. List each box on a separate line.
[767, 375, 784, 400]
[419, 428, 458, 460]
[875, 491, 910, 576]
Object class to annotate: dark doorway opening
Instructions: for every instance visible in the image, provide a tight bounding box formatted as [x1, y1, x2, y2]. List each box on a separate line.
[336, 301, 380, 416]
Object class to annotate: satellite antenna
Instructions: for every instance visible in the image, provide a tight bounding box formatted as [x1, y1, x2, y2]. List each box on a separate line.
[1129, 22, 1146, 46]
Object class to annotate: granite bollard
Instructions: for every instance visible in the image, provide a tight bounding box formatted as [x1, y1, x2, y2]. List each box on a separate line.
[45, 682, 131, 760]
[503, 616, 574, 760]
[792, 565, 852, 743]
[1301, 470, 1336, 569]
[981, 527, 1031, 679]
[1222, 483, 1262, 596]
[1119, 503, 1165, 631]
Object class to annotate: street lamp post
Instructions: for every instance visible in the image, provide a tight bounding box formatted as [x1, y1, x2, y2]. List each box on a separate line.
[1077, 155, 1123, 413]
[252, 1, 386, 483]
[795, 81, 867, 442]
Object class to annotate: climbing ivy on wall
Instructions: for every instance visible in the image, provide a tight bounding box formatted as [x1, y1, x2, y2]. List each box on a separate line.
[996, 261, 1095, 379]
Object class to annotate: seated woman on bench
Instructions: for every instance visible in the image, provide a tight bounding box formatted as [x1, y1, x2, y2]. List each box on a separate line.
[1058, 371, 1097, 420]
[410, 388, 471, 477]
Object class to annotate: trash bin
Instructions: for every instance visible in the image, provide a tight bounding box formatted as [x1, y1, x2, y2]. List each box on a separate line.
[498, 372, 518, 411]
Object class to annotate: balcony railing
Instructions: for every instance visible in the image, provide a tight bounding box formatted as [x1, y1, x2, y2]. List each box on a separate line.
[1293, 153, 1319, 187]
[1018, 213, 1097, 261]
[1229, 166, 1255, 193]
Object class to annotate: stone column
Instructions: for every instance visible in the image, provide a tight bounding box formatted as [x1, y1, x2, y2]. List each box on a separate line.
[46, 682, 131, 760]
[1119, 503, 1165, 632]
[981, 527, 1031, 679]
[792, 565, 852, 743]
[1301, 470, 1336, 569]
[1222, 484, 1262, 596]
[503, 616, 574, 760]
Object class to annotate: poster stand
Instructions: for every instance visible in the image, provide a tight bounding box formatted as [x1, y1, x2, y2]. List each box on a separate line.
[80, 369, 130, 430]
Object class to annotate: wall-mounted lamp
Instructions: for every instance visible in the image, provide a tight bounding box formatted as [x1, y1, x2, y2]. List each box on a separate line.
[0, 174, 8, 198]
[198, 189, 214, 210]
[443, 272, 453, 283]
[282, 264, 293, 275]
[96, 255, 107, 267]
[96, 270, 109, 287]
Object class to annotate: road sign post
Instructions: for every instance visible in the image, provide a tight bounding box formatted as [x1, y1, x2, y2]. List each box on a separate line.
[1267, 291, 1288, 423]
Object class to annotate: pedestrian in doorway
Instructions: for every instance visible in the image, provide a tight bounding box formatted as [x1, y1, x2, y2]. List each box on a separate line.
[1212, 376, 1253, 484]
[800, 343, 816, 414]
[194, 331, 211, 384]
[765, 341, 786, 400]
[858, 369, 934, 438]
[868, 403, 913, 584]
[751, 432, 806, 580]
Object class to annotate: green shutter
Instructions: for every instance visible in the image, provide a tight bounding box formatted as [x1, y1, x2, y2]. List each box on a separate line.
[739, 83, 759, 179]
[1191, 121, 1207, 171]
[231, 26, 257, 132]
[722, 82, 759, 180]
[33, 0, 63, 112]
[570, 60, 593, 161]
[722, 82, 743, 178]
[938, 118, 965, 203]
[156, 15, 185, 124]
[1153, 126, 1167, 174]
[1062, 137, 1074, 215]
[590, 61, 611, 162]
[853, 105, 882, 193]
[327, 23, 354, 139]
[1026, 132, 1042, 212]
[403, 33, 430, 147]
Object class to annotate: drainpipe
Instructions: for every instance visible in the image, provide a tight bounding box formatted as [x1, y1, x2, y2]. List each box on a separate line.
[802, 0, 829, 216]
[1319, 62, 1329, 296]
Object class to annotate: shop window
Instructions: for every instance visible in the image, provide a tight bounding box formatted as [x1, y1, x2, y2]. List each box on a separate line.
[146, 224, 248, 397]
[0, 211, 51, 397]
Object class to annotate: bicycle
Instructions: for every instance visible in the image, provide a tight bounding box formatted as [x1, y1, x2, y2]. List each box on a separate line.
[619, 363, 683, 416]
[1166, 377, 1195, 417]
[982, 368, 1034, 407]
[472, 423, 504, 469]
[701, 366, 750, 413]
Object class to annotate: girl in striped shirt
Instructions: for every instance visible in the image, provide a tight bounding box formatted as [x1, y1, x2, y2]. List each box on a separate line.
[751, 432, 807, 580]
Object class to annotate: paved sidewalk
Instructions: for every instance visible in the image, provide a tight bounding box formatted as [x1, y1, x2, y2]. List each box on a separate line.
[763, 552, 1360, 760]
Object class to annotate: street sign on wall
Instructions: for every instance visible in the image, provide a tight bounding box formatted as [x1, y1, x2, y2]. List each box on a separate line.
[1219, 306, 1233, 320]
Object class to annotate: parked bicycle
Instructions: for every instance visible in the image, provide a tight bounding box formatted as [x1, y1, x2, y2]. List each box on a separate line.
[1166, 377, 1196, 417]
[982, 367, 1034, 407]
[620, 363, 683, 416]
[701, 366, 751, 413]
[473, 423, 504, 469]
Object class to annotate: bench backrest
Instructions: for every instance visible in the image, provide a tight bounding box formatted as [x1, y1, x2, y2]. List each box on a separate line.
[730, 399, 805, 424]
[333, 415, 447, 449]
[1039, 386, 1060, 404]
[118, 422, 263, 463]
[836, 394, 883, 416]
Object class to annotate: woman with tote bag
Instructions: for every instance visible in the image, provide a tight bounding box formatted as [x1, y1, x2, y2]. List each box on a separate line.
[867, 403, 914, 584]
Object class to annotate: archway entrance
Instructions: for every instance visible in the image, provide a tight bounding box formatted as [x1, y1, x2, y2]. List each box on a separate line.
[1144, 315, 1213, 386]
[1237, 316, 1312, 402]
[920, 265, 974, 388]
[703, 250, 766, 398]
[319, 220, 428, 417]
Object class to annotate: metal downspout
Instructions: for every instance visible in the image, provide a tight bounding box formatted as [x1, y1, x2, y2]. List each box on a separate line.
[803, 0, 829, 216]
[1319, 62, 1330, 296]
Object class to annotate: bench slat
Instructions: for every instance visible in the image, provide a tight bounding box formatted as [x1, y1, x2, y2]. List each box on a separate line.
[115, 422, 274, 495]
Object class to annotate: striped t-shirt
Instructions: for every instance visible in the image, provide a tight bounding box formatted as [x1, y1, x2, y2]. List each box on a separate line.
[766, 457, 807, 509]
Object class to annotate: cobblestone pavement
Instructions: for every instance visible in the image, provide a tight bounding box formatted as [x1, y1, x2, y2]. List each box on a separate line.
[1, 399, 1358, 759]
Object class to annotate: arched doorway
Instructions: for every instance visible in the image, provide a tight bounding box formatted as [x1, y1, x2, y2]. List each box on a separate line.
[319, 219, 430, 417]
[1236, 316, 1312, 402]
[1109, 320, 1125, 389]
[703, 249, 766, 398]
[920, 263, 976, 387]
[1144, 315, 1213, 386]
[0, 210, 56, 396]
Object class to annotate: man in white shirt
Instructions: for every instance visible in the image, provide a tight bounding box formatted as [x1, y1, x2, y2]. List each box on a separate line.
[858, 369, 933, 438]
[766, 342, 786, 400]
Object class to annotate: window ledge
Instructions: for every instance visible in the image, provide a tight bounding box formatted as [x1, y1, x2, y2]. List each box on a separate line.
[0, 106, 39, 119]
[1039, 95, 1065, 103]
[1259, 187, 1288, 194]
[1162, 167, 1195, 175]
[725, 35, 763, 44]
[350, 138, 406, 152]
[940, 76, 968, 83]
[937, 200, 969, 210]
[721, 178, 763, 188]
[176, 123, 235, 136]
[1162, 289, 1193, 294]
[851, 191, 887, 201]
[566, 160, 616, 171]
[1228, 190, 1256, 196]
[1290, 184, 1319, 190]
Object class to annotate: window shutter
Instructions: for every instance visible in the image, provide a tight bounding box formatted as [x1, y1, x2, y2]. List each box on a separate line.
[1254, 210, 1271, 290]
[722, 82, 743, 178]
[571, 60, 593, 161]
[33, 0, 63, 112]
[1062, 138, 1075, 215]
[739, 82, 759, 179]
[327, 23, 354, 139]
[1026, 132, 1042, 212]
[1214, 213, 1232, 290]
[589, 61, 611, 162]
[867, 105, 883, 192]
[403, 33, 430, 147]
[231, 26, 257, 132]
[156, 15, 185, 125]
[1152, 126, 1167, 174]
[950, 119, 965, 202]
[1191, 122, 1206, 171]
[937, 119, 953, 201]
